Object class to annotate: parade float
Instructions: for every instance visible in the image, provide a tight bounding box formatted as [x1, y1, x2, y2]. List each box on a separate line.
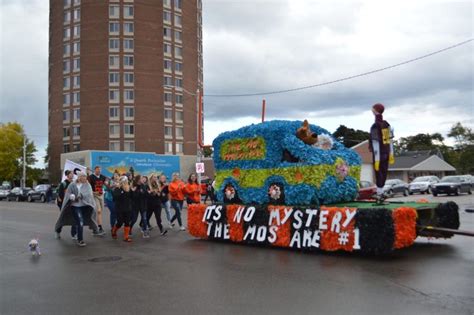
[187, 120, 464, 254]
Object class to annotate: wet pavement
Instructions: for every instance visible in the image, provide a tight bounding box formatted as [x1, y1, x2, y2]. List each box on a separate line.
[0, 195, 473, 315]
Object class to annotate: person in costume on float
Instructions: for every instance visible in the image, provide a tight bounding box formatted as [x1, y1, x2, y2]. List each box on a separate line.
[368, 103, 395, 202]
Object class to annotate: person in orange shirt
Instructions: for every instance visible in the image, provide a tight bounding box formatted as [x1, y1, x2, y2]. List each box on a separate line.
[169, 172, 186, 231]
[185, 173, 201, 205]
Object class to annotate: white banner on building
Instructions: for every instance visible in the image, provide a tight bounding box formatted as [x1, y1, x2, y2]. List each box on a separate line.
[62, 159, 87, 181]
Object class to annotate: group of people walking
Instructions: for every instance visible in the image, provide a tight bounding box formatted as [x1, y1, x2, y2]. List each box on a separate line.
[54, 166, 203, 247]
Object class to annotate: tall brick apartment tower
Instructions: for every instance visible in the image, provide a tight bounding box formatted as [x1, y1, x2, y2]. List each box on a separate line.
[48, 0, 203, 180]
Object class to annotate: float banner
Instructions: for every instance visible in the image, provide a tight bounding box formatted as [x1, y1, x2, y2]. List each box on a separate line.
[90, 151, 180, 179]
[62, 159, 87, 181]
[188, 204, 418, 254]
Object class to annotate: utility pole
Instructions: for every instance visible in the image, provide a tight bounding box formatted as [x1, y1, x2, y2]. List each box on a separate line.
[196, 88, 202, 186]
[22, 135, 26, 189]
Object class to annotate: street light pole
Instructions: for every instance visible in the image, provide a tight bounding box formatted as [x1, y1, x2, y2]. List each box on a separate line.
[22, 136, 26, 189]
[196, 88, 202, 186]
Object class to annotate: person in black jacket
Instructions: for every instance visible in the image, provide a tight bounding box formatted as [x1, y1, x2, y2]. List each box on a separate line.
[147, 174, 168, 236]
[111, 177, 133, 242]
[130, 175, 150, 238]
[57, 170, 73, 210]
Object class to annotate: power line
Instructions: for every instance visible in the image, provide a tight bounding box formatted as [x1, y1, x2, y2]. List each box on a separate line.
[204, 38, 473, 97]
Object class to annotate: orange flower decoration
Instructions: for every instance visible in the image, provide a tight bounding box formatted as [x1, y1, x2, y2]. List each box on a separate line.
[416, 198, 429, 203]
[232, 168, 241, 178]
[295, 171, 304, 182]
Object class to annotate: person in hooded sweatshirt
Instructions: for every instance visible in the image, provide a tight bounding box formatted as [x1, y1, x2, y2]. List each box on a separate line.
[130, 175, 150, 238]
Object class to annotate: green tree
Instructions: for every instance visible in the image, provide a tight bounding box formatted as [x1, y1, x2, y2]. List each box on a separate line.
[447, 122, 474, 173]
[448, 122, 474, 149]
[0, 122, 37, 183]
[203, 146, 214, 158]
[333, 125, 370, 148]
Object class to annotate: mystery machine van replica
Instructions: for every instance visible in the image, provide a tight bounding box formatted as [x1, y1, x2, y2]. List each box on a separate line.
[212, 120, 361, 205]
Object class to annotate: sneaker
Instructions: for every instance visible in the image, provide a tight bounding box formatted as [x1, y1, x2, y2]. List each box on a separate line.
[148, 225, 154, 231]
[71, 235, 78, 240]
[98, 227, 105, 234]
[143, 230, 150, 239]
[160, 230, 168, 236]
[93, 230, 106, 237]
[168, 223, 174, 229]
[179, 226, 186, 231]
[77, 240, 86, 247]
[54, 232, 61, 239]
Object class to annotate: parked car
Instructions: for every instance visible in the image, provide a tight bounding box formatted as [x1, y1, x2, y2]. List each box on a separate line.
[6, 187, 33, 201]
[27, 184, 53, 203]
[432, 176, 472, 196]
[461, 174, 474, 188]
[0, 187, 10, 200]
[357, 181, 376, 200]
[383, 179, 409, 197]
[408, 176, 439, 195]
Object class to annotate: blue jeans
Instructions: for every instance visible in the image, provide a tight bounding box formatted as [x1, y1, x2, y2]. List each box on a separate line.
[162, 200, 171, 222]
[170, 200, 183, 227]
[71, 206, 86, 241]
[105, 199, 117, 228]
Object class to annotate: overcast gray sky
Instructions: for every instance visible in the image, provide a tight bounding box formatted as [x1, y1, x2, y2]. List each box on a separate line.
[0, 0, 473, 167]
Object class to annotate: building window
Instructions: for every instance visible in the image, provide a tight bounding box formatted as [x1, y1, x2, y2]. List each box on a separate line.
[174, 14, 182, 27]
[175, 94, 183, 104]
[163, 11, 172, 24]
[63, 93, 71, 106]
[164, 43, 172, 55]
[124, 141, 135, 151]
[63, 27, 71, 40]
[109, 55, 119, 68]
[165, 141, 173, 154]
[164, 92, 172, 103]
[73, 75, 80, 88]
[174, 0, 182, 10]
[124, 107, 134, 120]
[63, 110, 70, 122]
[109, 89, 120, 103]
[64, 11, 71, 24]
[109, 72, 120, 85]
[124, 72, 134, 85]
[175, 30, 182, 42]
[174, 46, 182, 58]
[109, 124, 120, 137]
[163, 0, 171, 7]
[176, 142, 183, 154]
[124, 39, 134, 51]
[63, 127, 70, 138]
[175, 110, 183, 122]
[109, 38, 119, 51]
[63, 60, 70, 73]
[73, 143, 80, 151]
[164, 109, 173, 121]
[124, 55, 134, 68]
[175, 78, 182, 88]
[175, 62, 182, 73]
[73, 108, 80, 121]
[64, 0, 71, 8]
[73, 8, 80, 21]
[124, 22, 134, 34]
[163, 27, 172, 38]
[73, 0, 81, 6]
[175, 127, 183, 139]
[73, 58, 80, 72]
[73, 126, 80, 137]
[164, 76, 173, 86]
[109, 22, 120, 34]
[63, 144, 70, 153]
[124, 5, 134, 18]
[63, 77, 70, 90]
[73, 41, 80, 54]
[109, 107, 119, 120]
[63, 43, 70, 56]
[164, 59, 172, 71]
[124, 89, 134, 102]
[73, 92, 80, 104]
[124, 124, 134, 137]
[109, 141, 120, 151]
[164, 126, 173, 138]
[73, 25, 80, 38]
[109, 5, 119, 18]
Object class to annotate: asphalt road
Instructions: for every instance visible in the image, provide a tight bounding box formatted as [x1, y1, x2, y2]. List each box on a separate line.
[1, 194, 473, 315]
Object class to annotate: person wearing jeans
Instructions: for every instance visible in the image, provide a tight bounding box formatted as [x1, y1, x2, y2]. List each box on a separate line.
[158, 174, 173, 228]
[169, 173, 186, 231]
